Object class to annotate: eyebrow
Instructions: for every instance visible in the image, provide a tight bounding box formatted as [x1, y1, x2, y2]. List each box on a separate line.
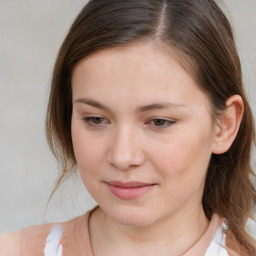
[73, 97, 186, 112]
[137, 102, 186, 112]
[73, 98, 110, 111]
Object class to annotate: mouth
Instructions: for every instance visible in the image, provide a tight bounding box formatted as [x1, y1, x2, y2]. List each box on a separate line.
[105, 181, 155, 200]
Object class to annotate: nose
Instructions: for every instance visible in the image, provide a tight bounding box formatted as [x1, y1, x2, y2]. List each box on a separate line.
[107, 126, 146, 171]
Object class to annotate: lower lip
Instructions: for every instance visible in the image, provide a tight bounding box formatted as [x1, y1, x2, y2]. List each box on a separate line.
[107, 184, 154, 200]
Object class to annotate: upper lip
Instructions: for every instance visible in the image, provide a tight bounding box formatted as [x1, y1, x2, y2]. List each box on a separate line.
[106, 181, 155, 188]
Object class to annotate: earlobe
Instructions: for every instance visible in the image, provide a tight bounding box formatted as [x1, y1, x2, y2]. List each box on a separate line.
[212, 95, 244, 154]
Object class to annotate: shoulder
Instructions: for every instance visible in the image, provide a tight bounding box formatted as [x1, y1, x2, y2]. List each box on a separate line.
[0, 231, 21, 256]
[21, 211, 93, 256]
[0, 208, 95, 256]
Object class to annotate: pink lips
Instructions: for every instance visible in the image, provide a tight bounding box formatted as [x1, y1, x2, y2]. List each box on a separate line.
[106, 181, 155, 200]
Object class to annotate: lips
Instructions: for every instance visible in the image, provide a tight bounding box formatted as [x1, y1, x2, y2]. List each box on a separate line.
[106, 181, 155, 200]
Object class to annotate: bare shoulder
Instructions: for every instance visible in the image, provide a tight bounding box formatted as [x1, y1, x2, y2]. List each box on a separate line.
[0, 231, 21, 256]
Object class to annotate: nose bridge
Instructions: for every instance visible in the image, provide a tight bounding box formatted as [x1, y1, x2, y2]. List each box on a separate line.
[108, 123, 145, 170]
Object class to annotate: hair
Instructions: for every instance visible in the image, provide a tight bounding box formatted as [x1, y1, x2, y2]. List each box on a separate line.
[46, 0, 256, 254]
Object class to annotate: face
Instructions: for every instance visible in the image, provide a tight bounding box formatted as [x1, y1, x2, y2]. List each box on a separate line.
[71, 41, 216, 227]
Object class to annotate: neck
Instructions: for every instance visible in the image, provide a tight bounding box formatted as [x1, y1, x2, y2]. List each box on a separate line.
[89, 204, 209, 256]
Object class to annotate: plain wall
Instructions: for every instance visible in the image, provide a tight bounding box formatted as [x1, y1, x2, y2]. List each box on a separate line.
[0, 0, 255, 233]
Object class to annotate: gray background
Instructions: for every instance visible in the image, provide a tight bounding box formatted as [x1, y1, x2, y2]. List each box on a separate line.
[0, 0, 255, 233]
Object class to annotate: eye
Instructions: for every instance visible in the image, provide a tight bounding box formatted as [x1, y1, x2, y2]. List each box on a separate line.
[83, 116, 108, 126]
[148, 118, 175, 129]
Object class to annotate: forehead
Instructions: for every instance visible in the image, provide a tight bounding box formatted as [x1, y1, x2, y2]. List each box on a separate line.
[72, 42, 172, 82]
[71, 41, 210, 111]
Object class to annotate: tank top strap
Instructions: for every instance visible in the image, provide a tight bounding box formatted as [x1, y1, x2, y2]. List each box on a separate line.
[21, 208, 96, 256]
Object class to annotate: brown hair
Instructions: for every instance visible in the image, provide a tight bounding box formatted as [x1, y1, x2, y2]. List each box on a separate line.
[46, 0, 256, 253]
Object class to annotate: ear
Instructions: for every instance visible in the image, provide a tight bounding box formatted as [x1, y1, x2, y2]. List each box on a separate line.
[212, 95, 244, 154]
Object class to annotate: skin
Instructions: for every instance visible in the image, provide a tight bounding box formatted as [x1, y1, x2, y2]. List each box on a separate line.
[0, 41, 243, 256]
[71, 41, 243, 256]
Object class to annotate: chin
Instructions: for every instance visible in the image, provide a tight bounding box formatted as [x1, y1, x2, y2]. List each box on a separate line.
[104, 204, 158, 227]
[114, 215, 154, 227]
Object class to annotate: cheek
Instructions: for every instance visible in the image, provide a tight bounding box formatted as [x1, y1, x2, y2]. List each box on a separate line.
[148, 127, 213, 185]
[71, 120, 103, 176]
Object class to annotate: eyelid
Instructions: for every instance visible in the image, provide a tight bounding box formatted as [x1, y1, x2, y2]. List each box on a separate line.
[81, 115, 175, 130]
[82, 115, 109, 127]
[146, 117, 176, 129]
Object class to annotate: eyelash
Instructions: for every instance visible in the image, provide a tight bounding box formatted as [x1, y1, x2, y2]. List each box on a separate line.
[82, 116, 175, 129]
[147, 119, 175, 129]
[83, 116, 108, 127]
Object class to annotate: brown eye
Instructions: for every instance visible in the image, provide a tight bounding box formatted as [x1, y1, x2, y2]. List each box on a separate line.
[153, 119, 166, 126]
[148, 118, 175, 129]
[83, 116, 107, 126]
[91, 117, 104, 124]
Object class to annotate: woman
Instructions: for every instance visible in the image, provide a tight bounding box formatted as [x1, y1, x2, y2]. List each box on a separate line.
[1, 0, 255, 255]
